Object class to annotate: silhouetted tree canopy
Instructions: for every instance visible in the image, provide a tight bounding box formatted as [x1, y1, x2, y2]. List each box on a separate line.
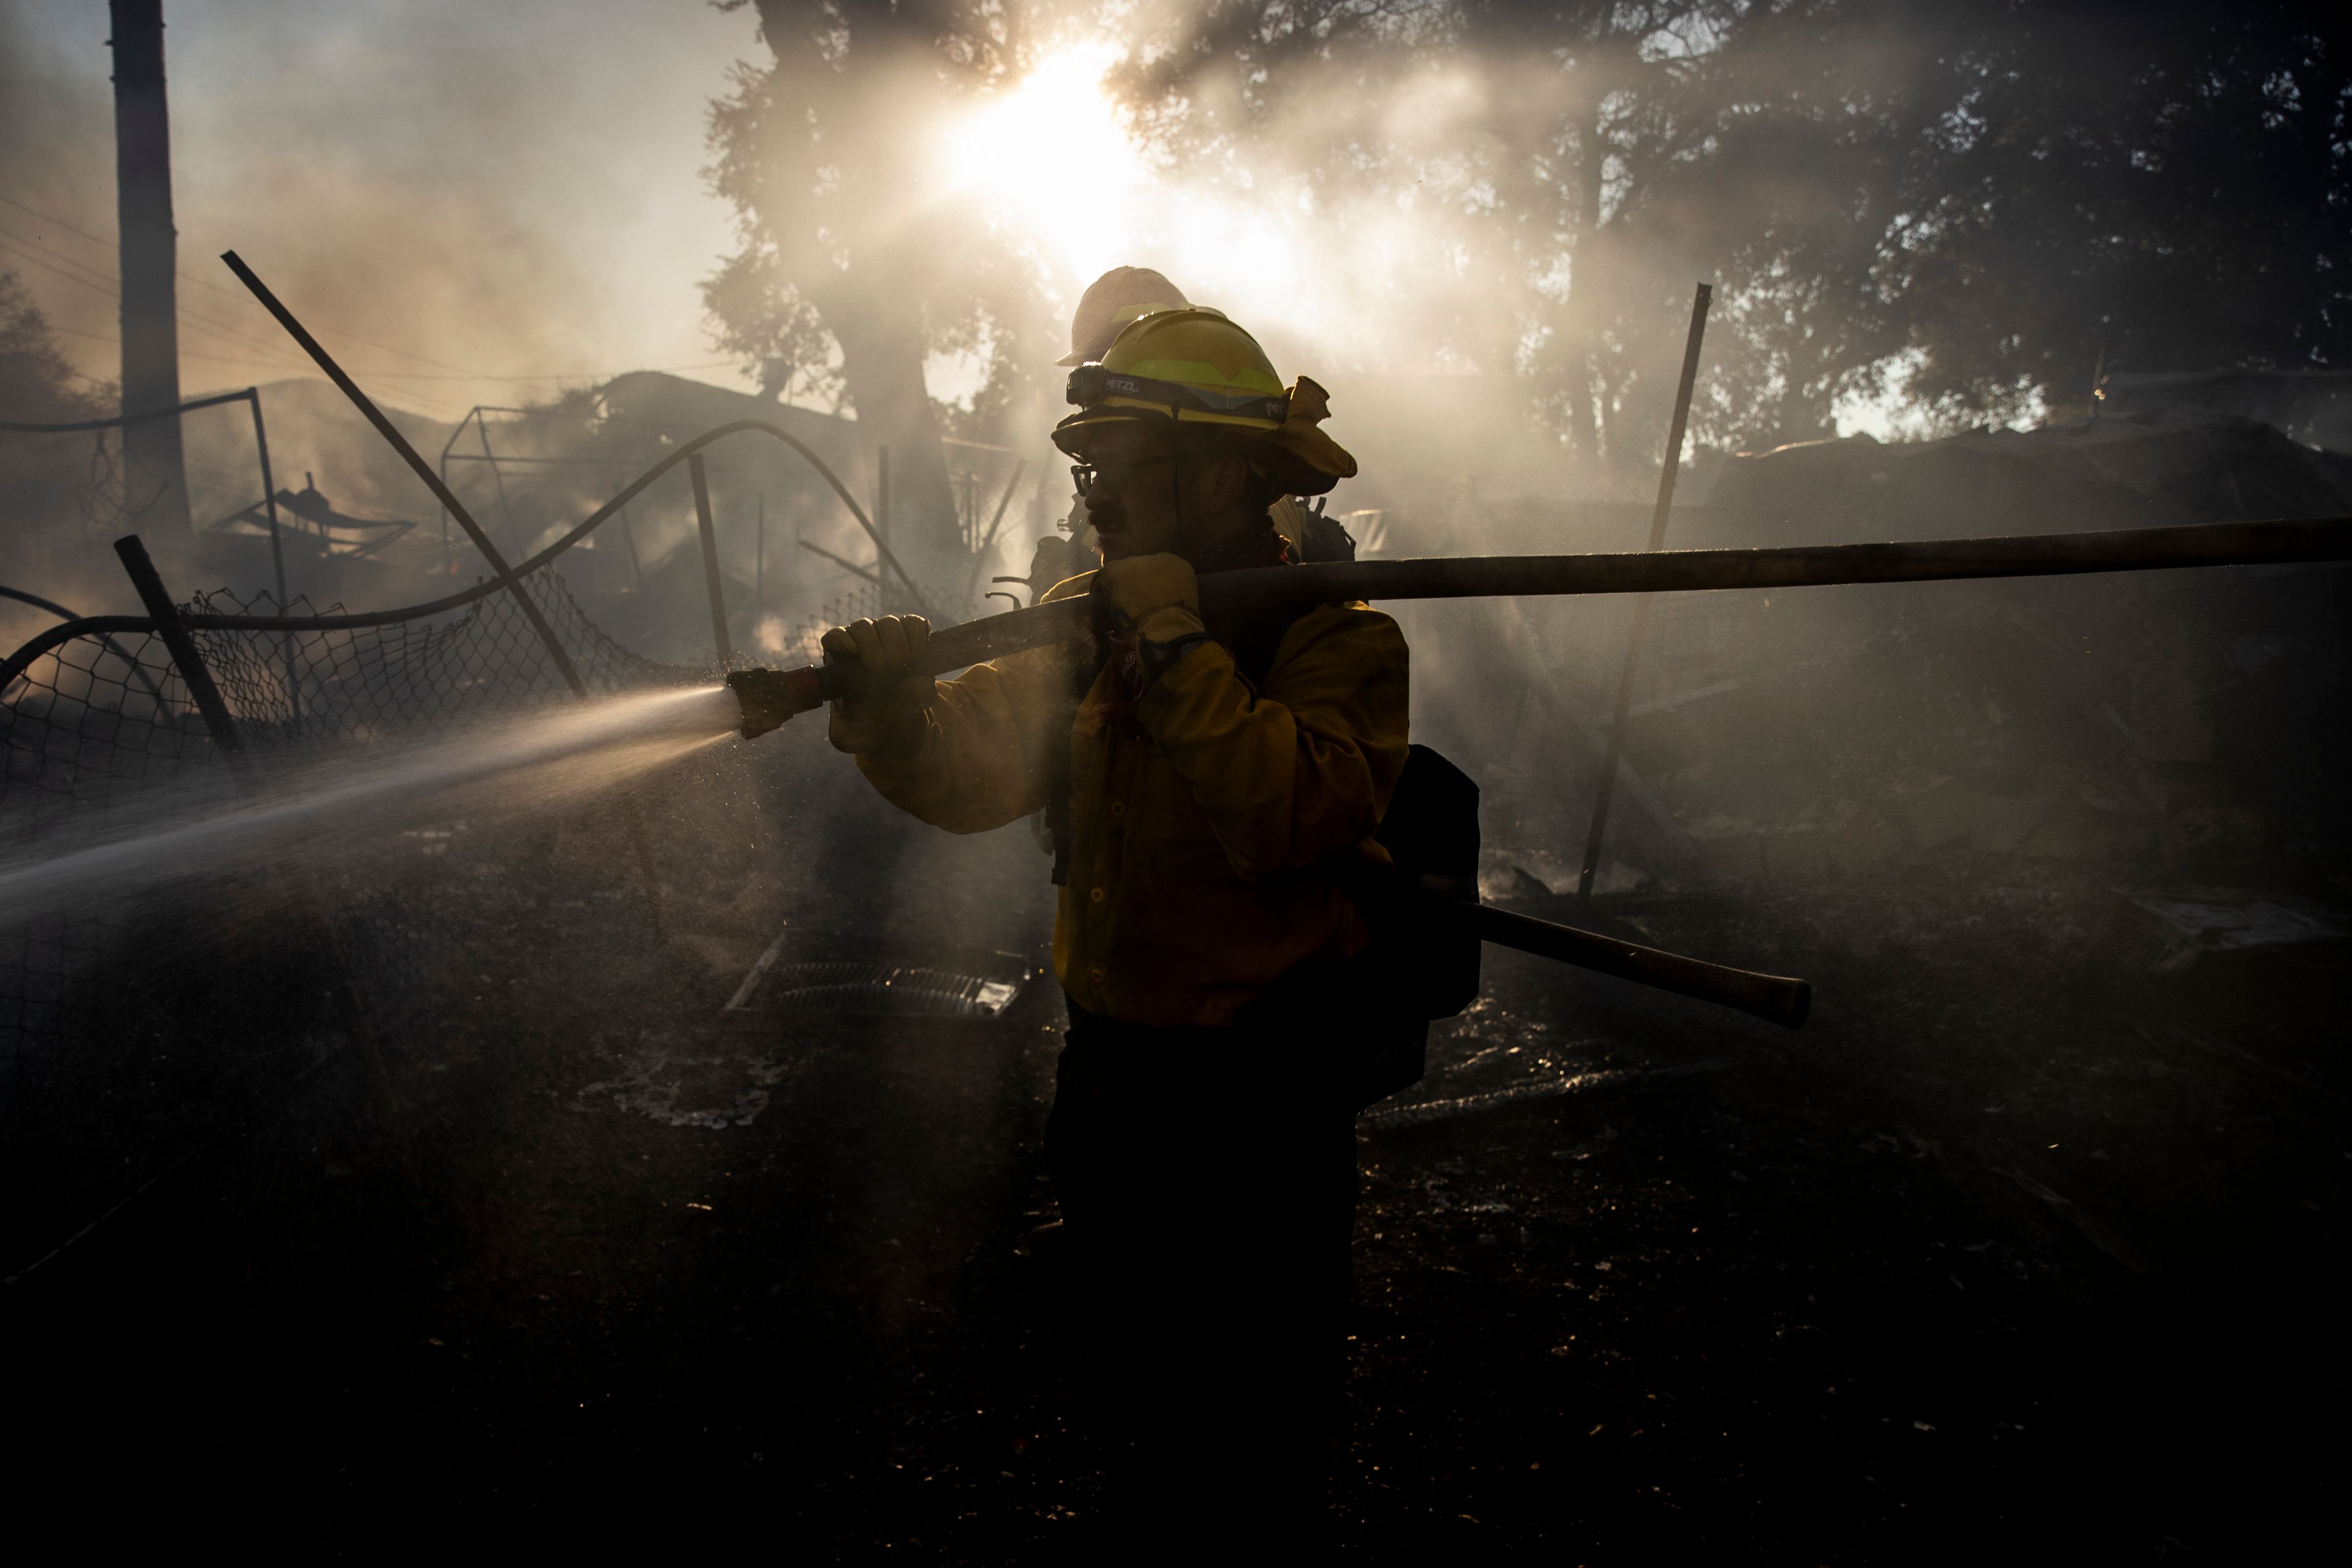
[1131, 1, 2345, 451]
[708, 0, 2346, 482]
[0, 272, 102, 423]
[706, 0, 1047, 561]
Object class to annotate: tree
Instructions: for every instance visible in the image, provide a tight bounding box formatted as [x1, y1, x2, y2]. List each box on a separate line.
[0, 272, 104, 424]
[1869, 1, 2350, 423]
[706, 0, 1029, 570]
[1099, 1, 2352, 465]
[1, 273, 111, 573]
[1103, 1, 1751, 477]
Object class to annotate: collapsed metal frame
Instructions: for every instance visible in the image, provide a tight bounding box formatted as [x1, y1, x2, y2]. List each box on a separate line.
[1, 385, 292, 609]
[3, 251, 933, 706]
[0, 410, 931, 696]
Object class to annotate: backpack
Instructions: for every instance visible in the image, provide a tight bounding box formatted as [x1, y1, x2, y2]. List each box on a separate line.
[1340, 743, 1482, 1107]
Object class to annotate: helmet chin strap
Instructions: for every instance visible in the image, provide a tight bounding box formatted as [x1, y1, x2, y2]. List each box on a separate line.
[1152, 405, 1260, 571]
[1167, 405, 1205, 568]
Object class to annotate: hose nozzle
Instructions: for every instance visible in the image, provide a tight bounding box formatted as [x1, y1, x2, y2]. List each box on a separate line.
[726, 665, 831, 739]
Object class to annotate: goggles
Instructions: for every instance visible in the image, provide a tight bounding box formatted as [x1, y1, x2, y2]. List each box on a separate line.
[1065, 363, 1290, 426]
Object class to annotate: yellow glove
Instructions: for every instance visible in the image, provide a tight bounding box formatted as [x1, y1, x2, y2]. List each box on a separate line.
[1097, 553, 1204, 644]
[820, 614, 932, 754]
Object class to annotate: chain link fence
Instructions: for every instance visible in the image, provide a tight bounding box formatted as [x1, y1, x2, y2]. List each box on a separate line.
[4, 385, 1033, 1265]
[0, 568, 711, 1259]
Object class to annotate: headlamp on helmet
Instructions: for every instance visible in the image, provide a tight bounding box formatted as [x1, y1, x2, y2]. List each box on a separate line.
[1065, 363, 1290, 426]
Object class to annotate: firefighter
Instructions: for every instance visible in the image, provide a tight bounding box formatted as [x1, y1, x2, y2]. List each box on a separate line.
[1030, 266, 1191, 593]
[1031, 268, 1351, 593]
[821, 306, 1404, 1548]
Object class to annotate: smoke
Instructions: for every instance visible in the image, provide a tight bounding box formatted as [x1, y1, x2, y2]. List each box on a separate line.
[0, 0, 758, 423]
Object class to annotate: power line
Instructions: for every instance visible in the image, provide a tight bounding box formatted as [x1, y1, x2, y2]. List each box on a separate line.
[358, 362, 744, 383]
[0, 187, 483, 375]
[2, 206, 747, 393]
[2, 187, 743, 386]
[0, 227, 322, 369]
[0, 236, 305, 371]
[44, 323, 471, 420]
[0, 221, 328, 362]
[0, 192, 114, 252]
[0, 235, 127, 304]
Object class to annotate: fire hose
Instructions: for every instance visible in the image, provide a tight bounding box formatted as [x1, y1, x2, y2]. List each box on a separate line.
[726, 515, 2351, 1029]
[181, 254, 2348, 1031]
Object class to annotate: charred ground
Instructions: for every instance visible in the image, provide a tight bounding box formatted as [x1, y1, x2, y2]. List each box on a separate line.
[6, 709, 2341, 1561]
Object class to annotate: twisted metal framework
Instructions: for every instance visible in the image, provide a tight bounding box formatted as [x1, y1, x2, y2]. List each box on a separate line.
[1, 418, 917, 695]
[0, 382, 917, 1135]
[2, 386, 292, 606]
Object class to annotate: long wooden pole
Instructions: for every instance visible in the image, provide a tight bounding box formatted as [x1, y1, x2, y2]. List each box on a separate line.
[1577, 282, 1711, 907]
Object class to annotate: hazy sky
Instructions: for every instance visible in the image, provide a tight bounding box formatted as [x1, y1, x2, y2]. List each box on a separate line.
[0, 0, 763, 421]
[0, 2, 1901, 444]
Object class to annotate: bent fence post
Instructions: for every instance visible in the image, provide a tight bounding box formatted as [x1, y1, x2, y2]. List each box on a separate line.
[113, 534, 405, 1129]
[690, 453, 733, 667]
[112, 534, 253, 787]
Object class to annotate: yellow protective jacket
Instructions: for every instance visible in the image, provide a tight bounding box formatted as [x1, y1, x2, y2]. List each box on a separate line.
[855, 576, 1412, 1027]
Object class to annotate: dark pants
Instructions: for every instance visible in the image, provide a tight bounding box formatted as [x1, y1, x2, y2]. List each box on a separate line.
[1046, 993, 1360, 1551]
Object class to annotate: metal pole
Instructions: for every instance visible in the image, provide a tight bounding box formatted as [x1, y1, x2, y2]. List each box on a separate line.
[876, 445, 891, 553]
[435, 407, 484, 579]
[113, 533, 251, 783]
[243, 390, 287, 610]
[243, 388, 302, 722]
[618, 488, 644, 594]
[477, 411, 523, 559]
[756, 491, 765, 608]
[690, 453, 732, 667]
[219, 251, 587, 698]
[962, 458, 1030, 608]
[1576, 282, 1711, 908]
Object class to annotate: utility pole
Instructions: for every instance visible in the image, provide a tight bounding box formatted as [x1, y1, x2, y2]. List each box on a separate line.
[108, 0, 192, 533]
[1575, 282, 1711, 908]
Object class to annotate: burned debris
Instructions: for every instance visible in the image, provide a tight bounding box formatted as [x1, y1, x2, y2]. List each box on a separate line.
[3, 2, 2349, 1559]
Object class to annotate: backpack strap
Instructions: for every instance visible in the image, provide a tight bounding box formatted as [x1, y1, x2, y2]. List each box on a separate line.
[1046, 600, 1310, 885]
[1047, 720, 1076, 887]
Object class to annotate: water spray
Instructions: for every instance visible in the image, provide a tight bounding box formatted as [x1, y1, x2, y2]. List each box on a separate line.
[0, 687, 741, 919]
[184, 255, 2348, 1028]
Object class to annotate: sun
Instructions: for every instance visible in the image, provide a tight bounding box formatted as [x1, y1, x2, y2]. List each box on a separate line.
[938, 43, 1144, 284]
[932, 42, 1323, 366]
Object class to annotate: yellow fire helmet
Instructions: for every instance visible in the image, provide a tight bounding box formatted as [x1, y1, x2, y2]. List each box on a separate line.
[1052, 306, 1359, 496]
